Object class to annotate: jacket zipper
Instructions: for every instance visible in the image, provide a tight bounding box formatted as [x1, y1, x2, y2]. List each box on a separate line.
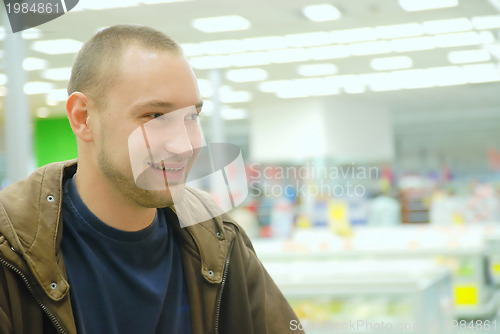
[213, 239, 235, 334]
[0, 257, 67, 334]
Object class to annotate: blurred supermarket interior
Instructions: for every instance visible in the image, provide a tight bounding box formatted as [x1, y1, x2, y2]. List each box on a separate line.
[2, 0, 500, 333]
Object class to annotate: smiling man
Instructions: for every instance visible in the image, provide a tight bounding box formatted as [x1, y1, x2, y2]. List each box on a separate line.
[0, 25, 303, 334]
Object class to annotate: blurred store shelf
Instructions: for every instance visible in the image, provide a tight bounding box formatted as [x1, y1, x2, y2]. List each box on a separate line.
[254, 224, 500, 322]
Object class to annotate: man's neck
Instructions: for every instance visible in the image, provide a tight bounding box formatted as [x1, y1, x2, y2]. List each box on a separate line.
[73, 169, 156, 232]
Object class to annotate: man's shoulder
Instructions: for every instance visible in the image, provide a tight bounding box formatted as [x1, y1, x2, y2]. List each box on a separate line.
[0, 160, 76, 237]
[0, 159, 77, 200]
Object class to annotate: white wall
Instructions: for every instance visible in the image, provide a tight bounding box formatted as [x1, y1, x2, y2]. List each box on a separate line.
[250, 99, 327, 163]
[249, 99, 394, 164]
[325, 102, 394, 164]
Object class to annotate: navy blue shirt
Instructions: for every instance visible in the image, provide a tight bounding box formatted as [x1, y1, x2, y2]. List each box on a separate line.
[61, 175, 191, 334]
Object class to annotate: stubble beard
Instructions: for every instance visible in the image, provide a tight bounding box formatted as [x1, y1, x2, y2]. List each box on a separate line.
[97, 144, 177, 209]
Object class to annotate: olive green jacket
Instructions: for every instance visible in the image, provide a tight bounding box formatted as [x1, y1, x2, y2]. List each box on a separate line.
[0, 160, 303, 334]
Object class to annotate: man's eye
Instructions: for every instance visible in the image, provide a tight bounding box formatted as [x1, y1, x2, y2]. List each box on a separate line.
[151, 113, 163, 119]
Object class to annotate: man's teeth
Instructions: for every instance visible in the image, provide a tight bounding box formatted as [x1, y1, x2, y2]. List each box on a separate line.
[147, 162, 182, 171]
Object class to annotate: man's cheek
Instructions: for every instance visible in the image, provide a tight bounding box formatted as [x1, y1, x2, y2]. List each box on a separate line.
[128, 126, 153, 184]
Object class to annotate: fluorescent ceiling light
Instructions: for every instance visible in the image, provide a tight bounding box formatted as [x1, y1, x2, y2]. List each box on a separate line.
[297, 63, 338, 76]
[192, 15, 250, 33]
[0, 27, 5, 41]
[225, 68, 268, 82]
[479, 31, 495, 44]
[0, 74, 7, 85]
[276, 89, 310, 99]
[360, 72, 400, 92]
[398, 0, 458, 12]
[462, 63, 500, 83]
[260, 62, 500, 96]
[181, 43, 205, 57]
[276, 91, 310, 99]
[302, 4, 341, 22]
[329, 75, 364, 94]
[22, 57, 48, 71]
[392, 36, 436, 52]
[426, 66, 467, 86]
[23, 82, 53, 95]
[32, 39, 83, 54]
[219, 87, 252, 103]
[434, 32, 480, 48]
[471, 15, 500, 30]
[190, 55, 230, 69]
[46, 89, 69, 102]
[371, 56, 413, 71]
[273, 78, 340, 98]
[196, 79, 213, 98]
[331, 28, 377, 43]
[392, 69, 433, 89]
[486, 45, 500, 60]
[267, 49, 310, 63]
[0, 87, 6, 97]
[184, 23, 495, 71]
[308, 45, 350, 60]
[423, 18, 472, 34]
[311, 85, 341, 96]
[258, 80, 290, 93]
[241, 36, 287, 51]
[21, 28, 42, 40]
[344, 85, 365, 94]
[376, 23, 423, 39]
[221, 108, 248, 120]
[42, 68, 72, 81]
[228, 52, 270, 67]
[199, 40, 245, 55]
[349, 41, 392, 56]
[285, 32, 333, 48]
[448, 49, 491, 64]
[276, 78, 317, 96]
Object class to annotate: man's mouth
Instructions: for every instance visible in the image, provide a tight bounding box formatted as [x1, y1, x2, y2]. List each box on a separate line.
[147, 161, 184, 172]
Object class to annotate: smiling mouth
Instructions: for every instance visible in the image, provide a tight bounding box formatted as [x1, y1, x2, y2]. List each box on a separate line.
[147, 161, 184, 172]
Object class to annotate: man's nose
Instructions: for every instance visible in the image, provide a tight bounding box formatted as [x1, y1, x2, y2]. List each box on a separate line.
[162, 121, 194, 158]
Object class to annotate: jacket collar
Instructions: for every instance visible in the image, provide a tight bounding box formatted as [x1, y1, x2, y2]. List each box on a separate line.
[0, 160, 235, 301]
[169, 188, 235, 284]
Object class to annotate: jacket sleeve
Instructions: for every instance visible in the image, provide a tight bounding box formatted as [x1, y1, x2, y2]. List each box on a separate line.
[219, 222, 306, 334]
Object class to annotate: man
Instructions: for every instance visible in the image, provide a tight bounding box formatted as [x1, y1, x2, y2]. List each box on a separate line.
[0, 25, 303, 334]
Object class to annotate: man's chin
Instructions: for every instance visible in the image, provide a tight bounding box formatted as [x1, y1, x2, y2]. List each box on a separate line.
[135, 170, 184, 190]
[132, 170, 187, 207]
[137, 183, 186, 207]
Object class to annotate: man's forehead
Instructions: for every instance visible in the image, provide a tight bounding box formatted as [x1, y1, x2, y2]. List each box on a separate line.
[98, 44, 200, 111]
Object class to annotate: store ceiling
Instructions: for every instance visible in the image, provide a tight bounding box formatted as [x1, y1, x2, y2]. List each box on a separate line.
[1, 0, 500, 164]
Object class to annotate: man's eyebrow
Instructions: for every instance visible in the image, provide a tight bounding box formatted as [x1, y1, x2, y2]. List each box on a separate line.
[133, 100, 204, 111]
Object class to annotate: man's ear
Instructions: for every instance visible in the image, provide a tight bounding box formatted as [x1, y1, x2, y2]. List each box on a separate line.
[66, 92, 93, 143]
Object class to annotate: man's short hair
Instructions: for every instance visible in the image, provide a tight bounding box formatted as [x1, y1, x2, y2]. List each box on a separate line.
[67, 25, 182, 109]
